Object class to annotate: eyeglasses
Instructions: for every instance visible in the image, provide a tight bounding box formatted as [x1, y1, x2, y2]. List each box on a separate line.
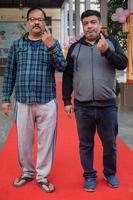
[28, 17, 45, 22]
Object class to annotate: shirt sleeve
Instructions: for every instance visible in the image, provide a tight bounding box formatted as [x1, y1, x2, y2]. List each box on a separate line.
[62, 44, 75, 106]
[102, 36, 128, 70]
[2, 43, 17, 103]
[48, 40, 67, 72]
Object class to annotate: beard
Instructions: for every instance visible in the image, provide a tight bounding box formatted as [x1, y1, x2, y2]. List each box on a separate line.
[85, 31, 100, 42]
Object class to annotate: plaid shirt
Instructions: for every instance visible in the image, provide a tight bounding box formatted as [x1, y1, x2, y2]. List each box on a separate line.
[2, 33, 66, 104]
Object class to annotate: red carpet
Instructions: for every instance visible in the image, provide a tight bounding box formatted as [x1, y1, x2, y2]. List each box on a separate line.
[0, 80, 133, 200]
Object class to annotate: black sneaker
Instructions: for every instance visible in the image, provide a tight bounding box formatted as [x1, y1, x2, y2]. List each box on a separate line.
[104, 175, 120, 188]
[84, 178, 96, 192]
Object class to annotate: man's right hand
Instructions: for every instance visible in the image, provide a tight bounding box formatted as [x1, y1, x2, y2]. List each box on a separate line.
[2, 103, 11, 116]
[64, 105, 74, 118]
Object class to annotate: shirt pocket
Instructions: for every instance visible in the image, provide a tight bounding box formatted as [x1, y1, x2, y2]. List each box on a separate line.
[16, 47, 28, 67]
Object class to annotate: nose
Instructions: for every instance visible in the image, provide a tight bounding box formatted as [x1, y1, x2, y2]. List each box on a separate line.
[87, 23, 92, 28]
[34, 19, 40, 23]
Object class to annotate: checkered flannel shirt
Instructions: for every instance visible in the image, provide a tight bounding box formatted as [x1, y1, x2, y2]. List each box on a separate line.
[2, 33, 66, 104]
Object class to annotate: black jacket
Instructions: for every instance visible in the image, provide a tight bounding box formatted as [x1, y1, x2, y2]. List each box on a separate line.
[62, 35, 128, 106]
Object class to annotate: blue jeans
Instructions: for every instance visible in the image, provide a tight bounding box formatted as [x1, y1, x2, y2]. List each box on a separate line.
[74, 103, 118, 179]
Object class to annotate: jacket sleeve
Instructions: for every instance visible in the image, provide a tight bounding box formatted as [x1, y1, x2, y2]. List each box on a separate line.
[62, 44, 74, 106]
[2, 43, 17, 103]
[102, 36, 128, 70]
[48, 40, 67, 72]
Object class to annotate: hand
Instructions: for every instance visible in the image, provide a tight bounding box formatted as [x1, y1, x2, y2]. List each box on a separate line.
[2, 103, 11, 116]
[64, 105, 74, 118]
[42, 26, 55, 48]
[97, 33, 109, 53]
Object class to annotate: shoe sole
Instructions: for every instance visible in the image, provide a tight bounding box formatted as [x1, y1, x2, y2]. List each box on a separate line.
[84, 188, 95, 192]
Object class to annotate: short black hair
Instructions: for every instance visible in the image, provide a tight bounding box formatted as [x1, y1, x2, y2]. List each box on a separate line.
[27, 7, 47, 20]
[81, 9, 101, 21]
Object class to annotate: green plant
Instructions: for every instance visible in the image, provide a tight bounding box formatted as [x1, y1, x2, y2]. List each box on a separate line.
[108, 0, 128, 50]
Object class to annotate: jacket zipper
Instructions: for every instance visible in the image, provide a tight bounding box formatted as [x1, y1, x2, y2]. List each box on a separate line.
[91, 47, 95, 101]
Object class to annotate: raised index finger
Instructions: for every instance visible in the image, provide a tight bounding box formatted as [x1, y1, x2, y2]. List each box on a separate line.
[100, 33, 106, 41]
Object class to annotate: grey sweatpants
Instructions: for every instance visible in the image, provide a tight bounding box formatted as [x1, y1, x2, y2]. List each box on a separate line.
[15, 99, 57, 183]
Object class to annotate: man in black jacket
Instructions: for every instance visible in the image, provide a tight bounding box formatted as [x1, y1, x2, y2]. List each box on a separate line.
[62, 10, 128, 192]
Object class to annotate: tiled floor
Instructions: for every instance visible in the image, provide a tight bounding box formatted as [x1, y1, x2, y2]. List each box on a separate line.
[0, 76, 133, 150]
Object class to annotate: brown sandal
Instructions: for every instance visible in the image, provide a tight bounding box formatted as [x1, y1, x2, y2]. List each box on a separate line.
[37, 181, 55, 193]
[13, 176, 33, 187]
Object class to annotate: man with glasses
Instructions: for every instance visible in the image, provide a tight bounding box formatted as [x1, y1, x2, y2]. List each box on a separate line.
[2, 7, 66, 193]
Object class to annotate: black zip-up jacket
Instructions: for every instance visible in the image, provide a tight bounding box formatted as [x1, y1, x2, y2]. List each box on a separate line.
[62, 35, 128, 107]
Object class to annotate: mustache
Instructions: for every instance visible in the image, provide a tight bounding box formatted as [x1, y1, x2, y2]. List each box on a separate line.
[33, 25, 41, 28]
